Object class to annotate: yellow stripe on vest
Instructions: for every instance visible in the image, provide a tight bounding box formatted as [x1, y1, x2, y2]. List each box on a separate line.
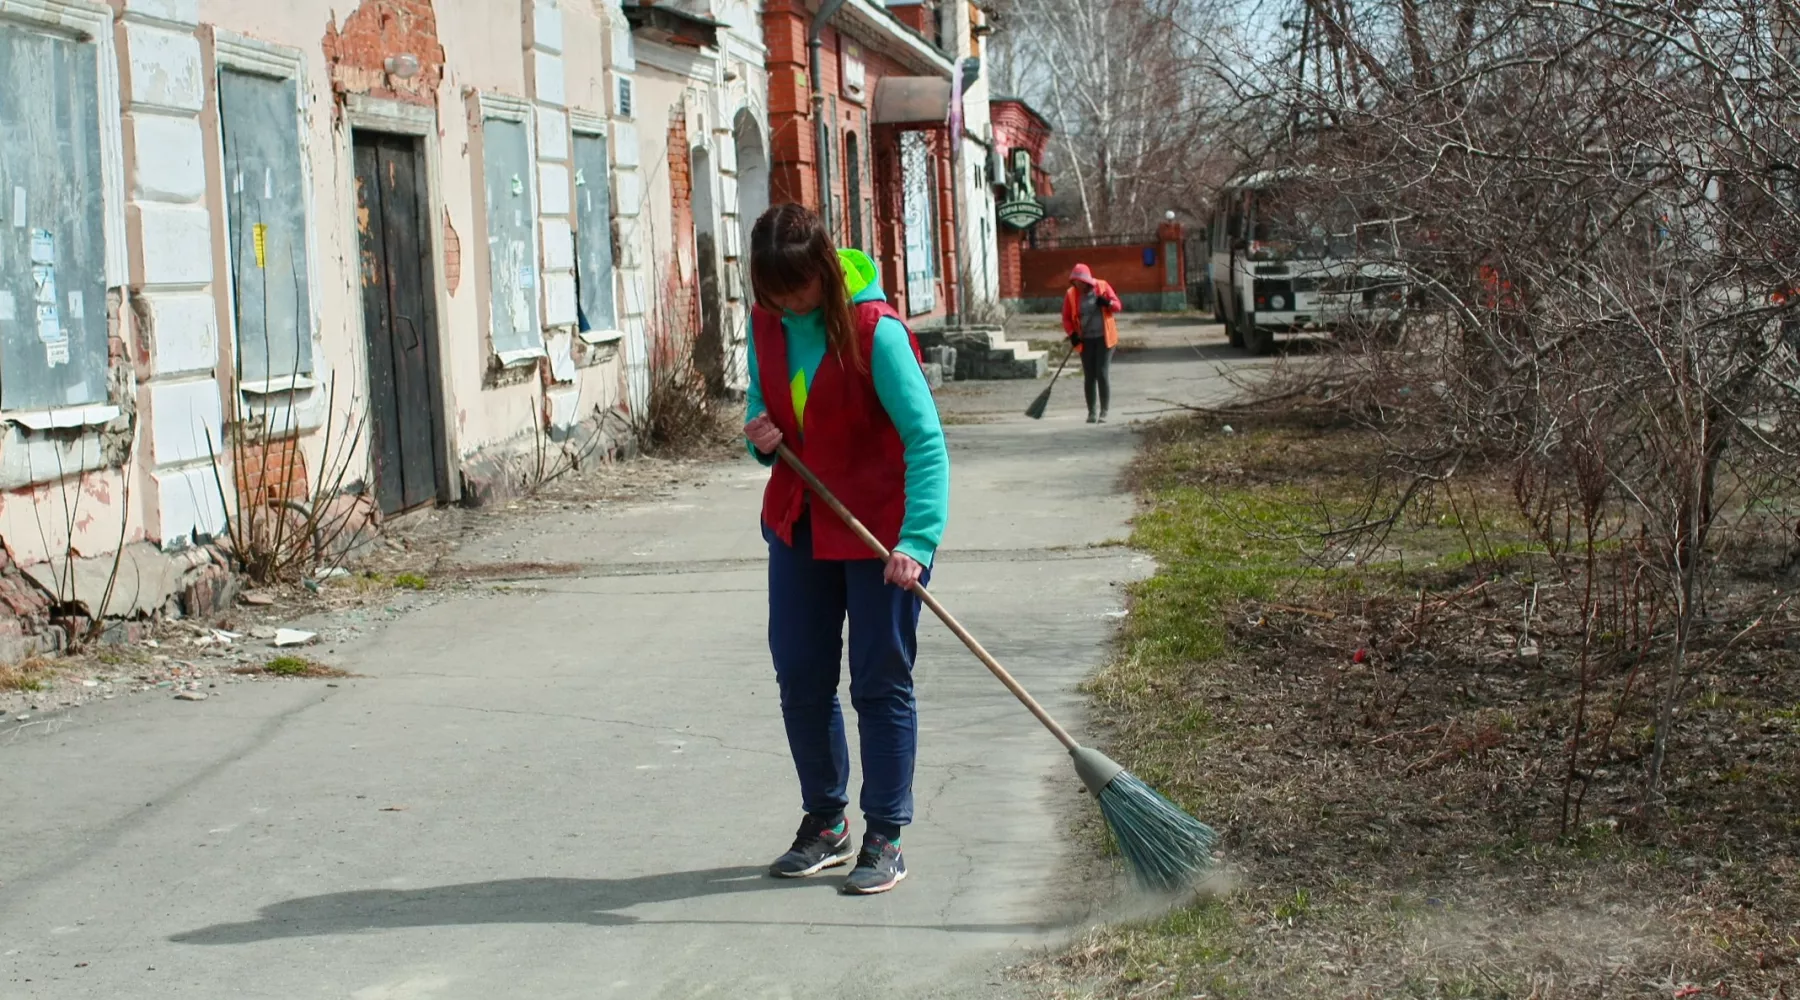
[790, 369, 809, 429]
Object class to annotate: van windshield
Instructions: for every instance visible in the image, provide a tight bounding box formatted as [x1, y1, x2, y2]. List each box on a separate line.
[1248, 188, 1390, 260]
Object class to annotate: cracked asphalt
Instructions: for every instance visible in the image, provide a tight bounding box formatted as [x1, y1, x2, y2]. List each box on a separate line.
[0, 319, 1242, 999]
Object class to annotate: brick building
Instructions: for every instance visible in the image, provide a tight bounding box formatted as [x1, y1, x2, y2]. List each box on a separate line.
[989, 96, 1054, 305]
[763, 0, 988, 324]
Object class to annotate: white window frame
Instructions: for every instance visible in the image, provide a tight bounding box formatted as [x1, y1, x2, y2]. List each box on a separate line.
[0, 0, 127, 428]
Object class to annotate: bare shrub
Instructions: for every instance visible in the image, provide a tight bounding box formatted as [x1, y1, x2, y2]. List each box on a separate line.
[624, 258, 727, 457]
[1196, 0, 1800, 819]
[207, 379, 374, 586]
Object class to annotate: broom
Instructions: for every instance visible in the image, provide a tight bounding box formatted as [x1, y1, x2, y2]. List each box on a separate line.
[774, 443, 1218, 890]
[1024, 342, 1077, 420]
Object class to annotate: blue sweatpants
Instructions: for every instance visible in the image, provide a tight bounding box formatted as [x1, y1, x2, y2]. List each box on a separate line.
[766, 513, 928, 833]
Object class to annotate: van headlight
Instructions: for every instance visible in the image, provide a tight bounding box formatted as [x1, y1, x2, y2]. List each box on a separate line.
[1271, 294, 1287, 310]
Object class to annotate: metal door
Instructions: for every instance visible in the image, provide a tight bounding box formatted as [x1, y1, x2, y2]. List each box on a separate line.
[353, 133, 444, 514]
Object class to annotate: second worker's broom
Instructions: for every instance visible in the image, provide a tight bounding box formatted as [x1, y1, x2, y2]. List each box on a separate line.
[1025, 342, 1076, 420]
[775, 443, 1217, 890]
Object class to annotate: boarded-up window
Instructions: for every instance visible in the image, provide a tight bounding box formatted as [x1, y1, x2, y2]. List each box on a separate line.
[573, 131, 616, 331]
[0, 23, 108, 410]
[218, 68, 313, 385]
[481, 117, 542, 361]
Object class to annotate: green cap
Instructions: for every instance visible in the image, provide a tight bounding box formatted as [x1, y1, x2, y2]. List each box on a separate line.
[838, 247, 876, 298]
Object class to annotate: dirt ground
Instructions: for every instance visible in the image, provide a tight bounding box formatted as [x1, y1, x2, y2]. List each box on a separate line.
[1026, 406, 1800, 1000]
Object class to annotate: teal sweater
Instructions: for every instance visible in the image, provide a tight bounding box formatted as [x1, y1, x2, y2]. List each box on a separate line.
[745, 281, 949, 566]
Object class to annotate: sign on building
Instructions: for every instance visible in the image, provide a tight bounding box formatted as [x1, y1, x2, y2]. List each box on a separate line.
[996, 149, 1044, 230]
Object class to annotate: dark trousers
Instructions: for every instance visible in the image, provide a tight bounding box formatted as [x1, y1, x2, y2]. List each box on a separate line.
[1081, 338, 1113, 414]
[766, 514, 928, 831]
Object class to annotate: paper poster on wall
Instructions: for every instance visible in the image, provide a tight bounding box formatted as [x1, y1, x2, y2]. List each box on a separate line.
[45, 341, 69, 367]
[36, 302, 62, 345]
[29, 228, 53, 264]
[0, 290, 14, 321]
[66, 290, 83, 319]
[254, 223, 268, 268]
[10, 187, 23, 227]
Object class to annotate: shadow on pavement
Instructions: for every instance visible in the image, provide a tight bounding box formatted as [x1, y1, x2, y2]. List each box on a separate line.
[1116, 343, 1241, 364]
[171, 866, 1061, 944]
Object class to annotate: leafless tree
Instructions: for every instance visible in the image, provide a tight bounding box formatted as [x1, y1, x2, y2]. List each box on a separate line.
[1222, 0, 1800, 817]
[986, 0, 1247, 232]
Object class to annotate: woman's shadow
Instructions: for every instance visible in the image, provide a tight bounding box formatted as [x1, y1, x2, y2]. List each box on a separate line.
[171, 866, 810, 945]
[171, 866, 1061, 945]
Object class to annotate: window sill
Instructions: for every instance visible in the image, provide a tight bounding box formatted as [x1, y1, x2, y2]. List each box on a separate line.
[579, 328, 625, 346]
[239, 375, 318, 395]
[496, 347, 547, 368]
[7, 404, 121, 431]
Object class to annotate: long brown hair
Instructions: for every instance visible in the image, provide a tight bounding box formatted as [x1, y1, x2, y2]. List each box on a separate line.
[749, 203, 863, 373]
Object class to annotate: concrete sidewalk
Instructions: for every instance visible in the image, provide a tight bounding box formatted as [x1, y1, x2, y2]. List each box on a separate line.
[0, 319, 1241, 1000]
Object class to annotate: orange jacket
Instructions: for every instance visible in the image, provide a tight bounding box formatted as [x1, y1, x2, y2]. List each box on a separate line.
[1062, 280, 1122, 349]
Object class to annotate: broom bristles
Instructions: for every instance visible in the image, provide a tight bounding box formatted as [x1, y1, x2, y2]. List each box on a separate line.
[1096, 769, 1218, 891]
[1024, 386, 1052, 419]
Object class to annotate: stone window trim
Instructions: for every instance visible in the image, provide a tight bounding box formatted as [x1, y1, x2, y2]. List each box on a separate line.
[208, 29, 325, 399]
[467, 90, 546, 369]
[0, 0, 128, 431]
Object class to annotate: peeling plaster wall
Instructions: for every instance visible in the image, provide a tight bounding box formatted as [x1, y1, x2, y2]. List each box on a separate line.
[195, 0, 626, 508]
[0, 0, 769, 577]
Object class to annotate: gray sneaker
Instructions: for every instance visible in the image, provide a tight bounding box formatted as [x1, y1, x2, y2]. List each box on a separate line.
[768, 814, 854, 878]
[841, 833, 907, 895]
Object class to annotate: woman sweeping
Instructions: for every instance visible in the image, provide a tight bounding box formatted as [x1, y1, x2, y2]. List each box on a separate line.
[1061, 263, 1123, 423]
[741, 204, 949, 895]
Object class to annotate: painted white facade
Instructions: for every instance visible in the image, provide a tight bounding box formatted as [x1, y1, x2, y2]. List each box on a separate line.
[0, 0, 770, 647]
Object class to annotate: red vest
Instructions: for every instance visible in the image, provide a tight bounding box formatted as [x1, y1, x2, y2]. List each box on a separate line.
[753, 300, 922, 561]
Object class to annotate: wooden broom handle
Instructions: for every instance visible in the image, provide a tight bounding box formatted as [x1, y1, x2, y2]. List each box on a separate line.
[774, 443, 1079, 751]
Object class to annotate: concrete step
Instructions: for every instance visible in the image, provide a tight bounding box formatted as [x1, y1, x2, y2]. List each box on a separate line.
[952, 341, 1046, 380]
[916, 325, 1044, 380]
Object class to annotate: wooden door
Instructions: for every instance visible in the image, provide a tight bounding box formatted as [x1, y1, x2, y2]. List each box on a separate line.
[353, 133, 444, 514]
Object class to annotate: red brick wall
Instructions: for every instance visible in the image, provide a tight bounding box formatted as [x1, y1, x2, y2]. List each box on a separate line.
[236, 437, 311, 508]
[320, 0, 448, 108]
[990, 101, 1052, 162]
[667, 110, 698, 339]
[765, 0, 815, 211]
[992, 99, 1054, 301]
[442, 208, 461, 296]
[759, 4, 958, 323]
[999, 228, 1026, 300]
[887, 1, 935, 38]
[1018, 244, 1169, 299]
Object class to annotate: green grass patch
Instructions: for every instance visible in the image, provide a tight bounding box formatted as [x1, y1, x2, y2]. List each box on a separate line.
[238, 656, 350, 679]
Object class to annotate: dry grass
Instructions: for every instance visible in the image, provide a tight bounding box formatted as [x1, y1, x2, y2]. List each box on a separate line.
[0, 656, 57, 693]
[1026, 410, 1800, 1000]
